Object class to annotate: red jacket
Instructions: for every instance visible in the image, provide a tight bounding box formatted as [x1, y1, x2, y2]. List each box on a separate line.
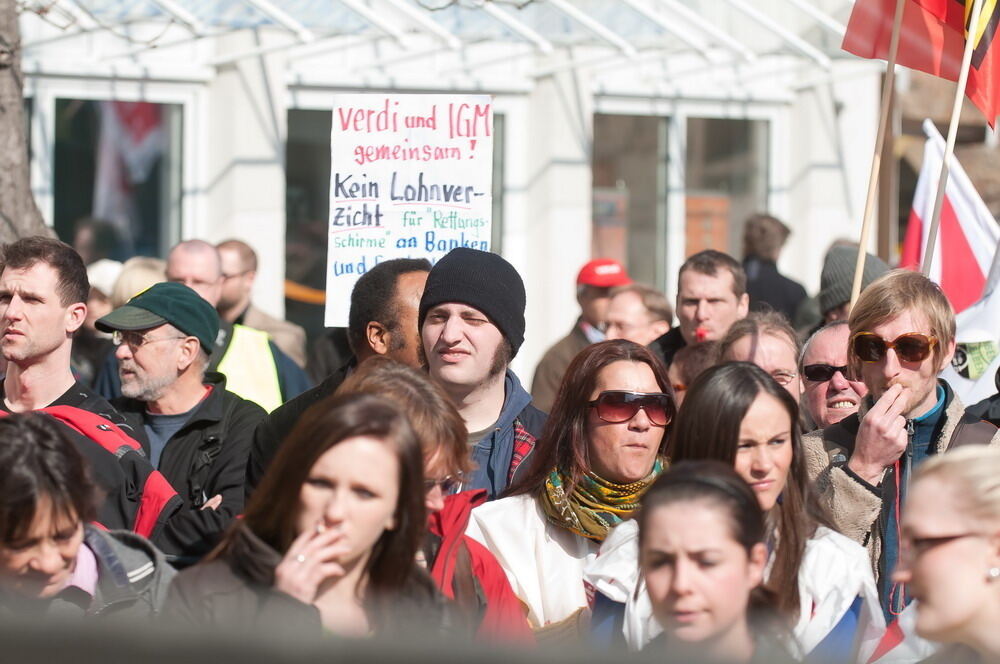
[427, 489, 533, 644]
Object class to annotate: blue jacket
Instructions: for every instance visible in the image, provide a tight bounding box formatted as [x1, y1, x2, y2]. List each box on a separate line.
[467, 370, 546, 500]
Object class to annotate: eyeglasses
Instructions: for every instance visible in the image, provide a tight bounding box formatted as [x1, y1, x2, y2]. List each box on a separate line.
[803, 364, 849, 382]
[112, 330, 187, 350]
[900, 532, 983, 564]
[851, 332, 938, 363]
[769, 370, 798, 387]
[423, 473, 465, 494]
[588, 391, 674, 426]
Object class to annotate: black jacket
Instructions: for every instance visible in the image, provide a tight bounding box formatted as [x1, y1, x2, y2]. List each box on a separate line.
[744, 257, 808, 323]
[165, 521, 448, 637]
[966, 366, 1000, 427]
[246, 360, 354, 495]
[114, 372, 265, 562]
[648, 327, 686, 369]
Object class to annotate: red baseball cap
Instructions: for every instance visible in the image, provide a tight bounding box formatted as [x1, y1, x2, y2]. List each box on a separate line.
[577, 258, 631, 288]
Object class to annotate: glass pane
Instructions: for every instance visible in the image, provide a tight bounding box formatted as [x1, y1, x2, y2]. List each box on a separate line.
[685, 117, 769, 257]
[53, 99, 183, 261]
[592, 114, 668, 289]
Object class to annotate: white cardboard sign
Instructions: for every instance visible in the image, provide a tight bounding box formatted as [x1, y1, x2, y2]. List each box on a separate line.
[324, 94, 494, 327]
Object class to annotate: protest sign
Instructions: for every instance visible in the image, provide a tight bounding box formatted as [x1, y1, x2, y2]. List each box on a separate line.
[324, 94, 494, 327]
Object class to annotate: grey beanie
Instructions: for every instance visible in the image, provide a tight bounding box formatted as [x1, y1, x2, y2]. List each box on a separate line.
[818, 246, 891, 315]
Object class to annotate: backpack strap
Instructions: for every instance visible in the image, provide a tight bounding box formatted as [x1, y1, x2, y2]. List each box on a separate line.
[39, 405, 143, 457]
[948, 412, 998, 450]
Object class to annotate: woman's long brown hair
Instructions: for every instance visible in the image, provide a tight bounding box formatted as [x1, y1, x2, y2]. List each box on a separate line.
[216, 392, 426, 598]
[505, 339, 673, 498]
[667, 361, 832, 619]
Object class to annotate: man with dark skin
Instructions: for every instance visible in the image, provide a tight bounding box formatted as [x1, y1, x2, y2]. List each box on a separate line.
[245, 258, 430, 492]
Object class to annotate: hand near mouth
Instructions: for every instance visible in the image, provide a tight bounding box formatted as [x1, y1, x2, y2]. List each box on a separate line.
[847, 383, 908, 485]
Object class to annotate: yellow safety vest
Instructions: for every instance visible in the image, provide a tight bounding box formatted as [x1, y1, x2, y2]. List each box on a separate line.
[217, 324, 283, 412]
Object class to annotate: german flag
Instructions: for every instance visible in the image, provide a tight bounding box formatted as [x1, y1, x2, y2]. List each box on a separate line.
[843, 0, 1000, 126]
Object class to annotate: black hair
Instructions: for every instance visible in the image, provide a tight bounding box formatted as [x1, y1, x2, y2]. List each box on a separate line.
[347, 258, 431, 355]
[0, 413, 98, 545]
[678, 249, 747, 298]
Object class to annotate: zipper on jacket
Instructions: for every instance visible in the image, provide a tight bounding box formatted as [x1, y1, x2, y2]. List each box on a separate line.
[890, 419, 917, 617]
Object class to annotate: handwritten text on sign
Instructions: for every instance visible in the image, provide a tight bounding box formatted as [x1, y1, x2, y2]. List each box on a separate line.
[325, 94, 493, 327]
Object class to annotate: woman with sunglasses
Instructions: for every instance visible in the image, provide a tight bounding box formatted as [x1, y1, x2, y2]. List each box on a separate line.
[893, 447, 1000, 663]
[334, 356, 532, 643]
[587, 362, 883, 659]
[466, 340, 673, 642]
[165, 393, 445, 638]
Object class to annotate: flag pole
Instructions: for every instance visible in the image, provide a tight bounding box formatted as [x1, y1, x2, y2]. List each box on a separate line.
[922, 0, 988, 276]
[851, 0, 907, 308]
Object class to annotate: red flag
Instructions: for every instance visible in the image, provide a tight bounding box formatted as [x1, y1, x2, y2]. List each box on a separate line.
[843, 0, 1000, 126]
[900, 119, 999, 312]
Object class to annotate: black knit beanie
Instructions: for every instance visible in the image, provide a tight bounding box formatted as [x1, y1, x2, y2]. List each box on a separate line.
[418, 247, 526, 356]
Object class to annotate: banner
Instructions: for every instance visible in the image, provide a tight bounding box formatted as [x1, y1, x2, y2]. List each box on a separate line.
[324, 94, 493, 327]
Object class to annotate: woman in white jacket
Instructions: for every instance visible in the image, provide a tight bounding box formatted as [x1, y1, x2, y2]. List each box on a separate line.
[585, 362, 884, 660]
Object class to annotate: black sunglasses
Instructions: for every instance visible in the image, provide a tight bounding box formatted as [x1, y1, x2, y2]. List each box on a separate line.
[424, 473, 465, 494]
[588, 390, 674, 426]
[802, 363, 849, 382]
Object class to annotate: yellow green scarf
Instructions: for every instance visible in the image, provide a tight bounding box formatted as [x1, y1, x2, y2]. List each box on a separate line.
[539, 458, 665, 542]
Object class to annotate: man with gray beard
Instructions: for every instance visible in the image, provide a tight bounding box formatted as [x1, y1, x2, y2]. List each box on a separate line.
[99, 281, 265, 562]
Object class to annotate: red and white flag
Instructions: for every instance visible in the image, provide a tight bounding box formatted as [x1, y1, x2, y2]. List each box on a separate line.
[899, 118, 1000, 313]
[93, 101, 166, 246]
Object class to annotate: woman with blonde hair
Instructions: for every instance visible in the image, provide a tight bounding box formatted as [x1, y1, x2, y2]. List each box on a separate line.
[894, 446, 1000, 663]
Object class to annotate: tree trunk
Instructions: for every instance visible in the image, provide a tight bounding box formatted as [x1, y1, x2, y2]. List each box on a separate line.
[0, 0, 49, 243]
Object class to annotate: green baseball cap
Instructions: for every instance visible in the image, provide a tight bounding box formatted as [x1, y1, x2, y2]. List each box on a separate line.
[96, 281, 219, 354]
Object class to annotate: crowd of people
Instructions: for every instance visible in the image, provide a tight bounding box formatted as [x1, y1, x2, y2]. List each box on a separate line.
[0, 223, 998, 664]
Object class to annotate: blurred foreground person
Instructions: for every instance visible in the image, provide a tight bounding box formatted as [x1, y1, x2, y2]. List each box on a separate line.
[467, 340, 673, 641]
[638, 461, 793, 664]
[335, 357, 532, 642]
[892, 447, 1000, 664]
[165, 394, 445, 637]
[0, 413, 174, 620]
[587, 363, 882, 659]
[800, 321, 868, 430]
[532, 258, 630, 413]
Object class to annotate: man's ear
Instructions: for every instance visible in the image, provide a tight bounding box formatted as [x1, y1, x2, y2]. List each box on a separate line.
[937, 337, 957, 373]
[366, 321, 390, 355]
[66, 302, 87, 334]
[737, 293, 750, 318]
[177, 337, 201, 372]
[650, 319, 670, 339]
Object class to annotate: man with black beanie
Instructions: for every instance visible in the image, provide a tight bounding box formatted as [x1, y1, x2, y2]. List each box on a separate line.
[420, 247, 546, 499]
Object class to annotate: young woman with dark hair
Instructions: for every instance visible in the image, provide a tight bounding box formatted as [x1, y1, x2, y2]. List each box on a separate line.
[466, 339, 674, 641]
[0, 413, 175, 620]
[335, 356, 531, 642]
[165, 393, 445, 637]
[638, 461, 793, 664]
[587, 362, 883, 659]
